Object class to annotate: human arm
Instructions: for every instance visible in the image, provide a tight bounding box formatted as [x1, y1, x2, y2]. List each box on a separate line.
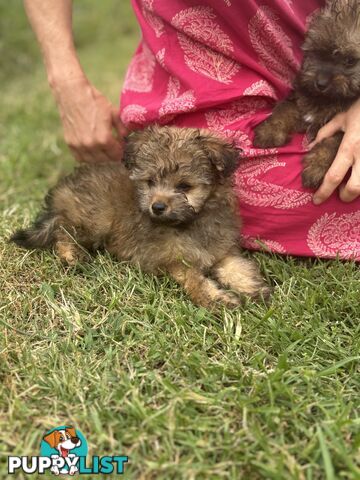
[23, 0, 127, 162]
[310, 98, 360, 204]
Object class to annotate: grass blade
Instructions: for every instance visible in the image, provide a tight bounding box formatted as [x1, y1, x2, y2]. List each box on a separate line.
[317, 425, 335, 480]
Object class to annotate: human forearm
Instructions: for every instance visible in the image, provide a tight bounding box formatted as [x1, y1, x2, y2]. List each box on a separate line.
[23, 0, 127, 163]
[23, 0, 85, 88]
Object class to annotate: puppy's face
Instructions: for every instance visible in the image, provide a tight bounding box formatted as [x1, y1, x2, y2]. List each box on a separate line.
[124, 126, 239, 225]
[43, 427, 81, 457]
[298, 0, 360, 99]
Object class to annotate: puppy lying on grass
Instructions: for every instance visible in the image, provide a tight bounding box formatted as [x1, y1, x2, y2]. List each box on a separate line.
[11, 126, 269, 309]
[253, 0, 360, 189]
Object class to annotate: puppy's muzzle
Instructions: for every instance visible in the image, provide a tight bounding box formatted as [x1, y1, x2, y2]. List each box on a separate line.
[315, 73, 331, 92]
[152, 202, 167, 215]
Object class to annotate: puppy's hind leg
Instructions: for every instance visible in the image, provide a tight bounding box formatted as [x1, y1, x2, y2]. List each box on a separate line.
[212, 253, 271, 301]
[54, 226, 90, 266]
[168, 264, 241, 309]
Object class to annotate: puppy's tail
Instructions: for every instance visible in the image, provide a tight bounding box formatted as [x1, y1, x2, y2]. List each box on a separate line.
[10, 211, 58, 250]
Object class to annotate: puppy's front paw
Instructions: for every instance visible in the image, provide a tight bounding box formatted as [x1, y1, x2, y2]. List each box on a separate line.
[302, 167, 323, 190]
[302, 149, 328, 189]
[216, 290, 242, 309]
[199, 284, 241, 310]
[254, 284, 272, 303]
[237, 277, 272, 303]
[253, 121, 289, 148]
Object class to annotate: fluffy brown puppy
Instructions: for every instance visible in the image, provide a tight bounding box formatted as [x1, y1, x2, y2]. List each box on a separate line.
[11, 126, 269, 309]
[253, 0, 360, 189]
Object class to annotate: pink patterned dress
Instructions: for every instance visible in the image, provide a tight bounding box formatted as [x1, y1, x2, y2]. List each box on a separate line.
[120, 0, 360, 260]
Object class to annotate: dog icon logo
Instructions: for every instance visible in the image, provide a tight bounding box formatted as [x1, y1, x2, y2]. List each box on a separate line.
[40, 426, 88, 476]
[8, 425, 128, 475]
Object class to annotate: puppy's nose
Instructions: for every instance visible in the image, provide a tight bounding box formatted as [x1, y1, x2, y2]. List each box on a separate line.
[71, 436, 79, 444]
[152, 202, 167, 215]
[315, 74, 331, 91]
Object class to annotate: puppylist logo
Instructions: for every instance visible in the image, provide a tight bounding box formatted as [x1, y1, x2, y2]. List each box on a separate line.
[8, 426, 128, 476]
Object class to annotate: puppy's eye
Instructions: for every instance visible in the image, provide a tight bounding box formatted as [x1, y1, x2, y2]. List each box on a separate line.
[147, 179, 155, 187]
[345, 56, 357, 67]
[59, 436, 64, 441]
[176, 182, 192, 192]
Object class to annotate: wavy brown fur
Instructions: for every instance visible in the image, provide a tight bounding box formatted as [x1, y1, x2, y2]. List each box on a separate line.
[11, 126, 269, 309]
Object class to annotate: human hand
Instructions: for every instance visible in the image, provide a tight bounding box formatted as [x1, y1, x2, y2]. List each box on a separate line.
[309, 98, 360, 204]
[52, 77, 128, 163]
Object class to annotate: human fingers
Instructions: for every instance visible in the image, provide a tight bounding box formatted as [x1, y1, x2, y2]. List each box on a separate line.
[111, 107, 129, 138]
[101, 138, 124, 162]
[70, 144, 110, 163]
[339, 157, 360, 202]
[313, 143, 353, 204]
[308, 113, 345, 149]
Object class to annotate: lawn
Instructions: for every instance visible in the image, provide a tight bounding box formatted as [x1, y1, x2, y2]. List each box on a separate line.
[0, 2, 359, 479]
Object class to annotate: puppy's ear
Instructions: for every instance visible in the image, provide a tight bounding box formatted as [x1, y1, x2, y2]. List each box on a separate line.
[123, 127, 154, 170]
[199, 133, 241, 178]
[122, 134, 138, 170]
[43, 430, 58, 449]
[66, 427, 76, 438]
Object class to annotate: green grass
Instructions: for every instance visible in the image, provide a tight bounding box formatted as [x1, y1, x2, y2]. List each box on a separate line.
[1, 2, 360, 479]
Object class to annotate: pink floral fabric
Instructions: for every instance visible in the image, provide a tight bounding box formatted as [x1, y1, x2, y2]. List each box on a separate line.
[120, 0, 360, 260]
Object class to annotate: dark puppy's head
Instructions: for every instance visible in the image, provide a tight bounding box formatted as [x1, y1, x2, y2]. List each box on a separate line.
[123, 125, 239, 225]
[298, 0, 360, 99]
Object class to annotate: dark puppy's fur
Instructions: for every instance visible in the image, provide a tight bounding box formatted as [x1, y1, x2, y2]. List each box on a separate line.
[253, 0, 360, 188]
[11, 126, 269, 309]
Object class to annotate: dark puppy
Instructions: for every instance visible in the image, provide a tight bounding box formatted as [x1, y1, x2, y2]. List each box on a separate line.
[253, 0, 360, 188]
[11, 126, 269, 309]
